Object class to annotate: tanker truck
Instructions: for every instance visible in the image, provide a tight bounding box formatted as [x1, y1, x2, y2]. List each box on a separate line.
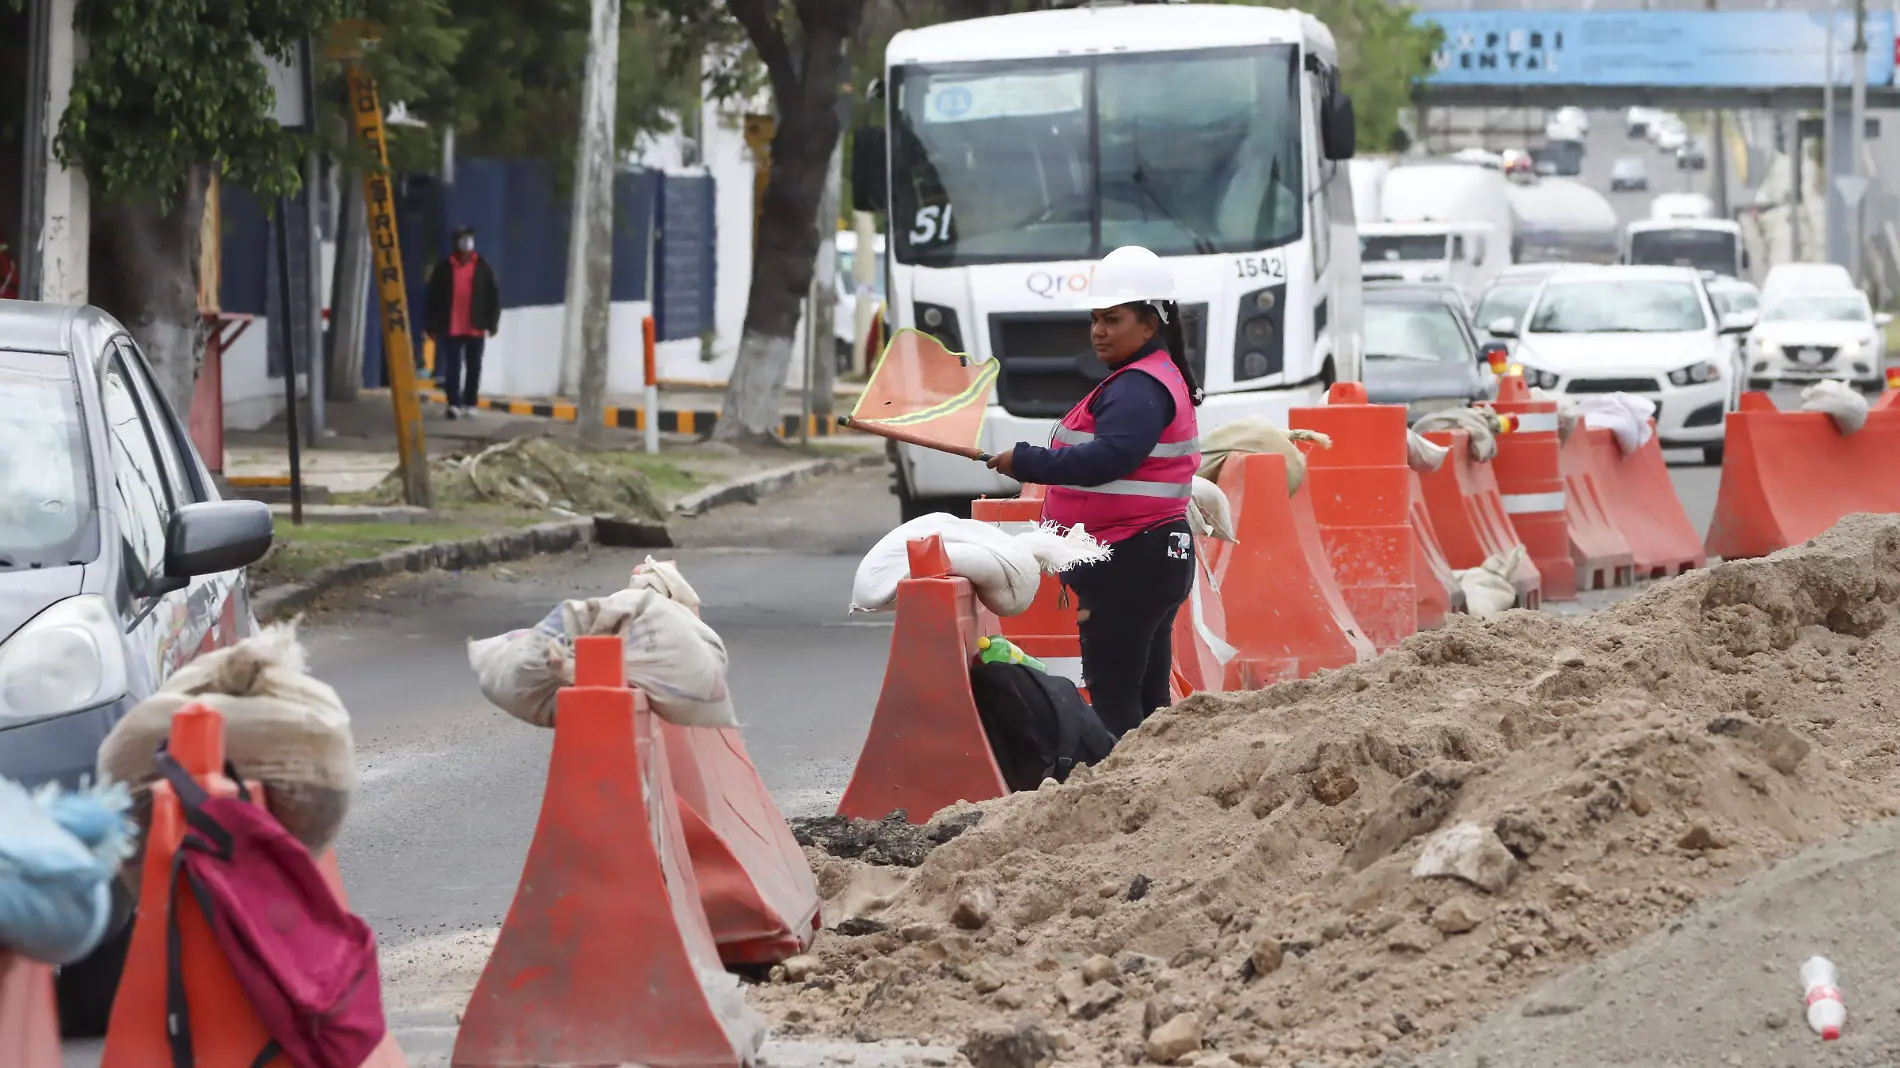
[1358, 161, 1516, 298]
[1505, 177, 1619, 265]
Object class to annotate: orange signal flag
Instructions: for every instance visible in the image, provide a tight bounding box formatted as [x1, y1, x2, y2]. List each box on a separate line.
[842, 328, 1000, 460]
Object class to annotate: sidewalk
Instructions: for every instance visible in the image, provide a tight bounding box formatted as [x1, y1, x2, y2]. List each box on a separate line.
[224, 391, 877, 500]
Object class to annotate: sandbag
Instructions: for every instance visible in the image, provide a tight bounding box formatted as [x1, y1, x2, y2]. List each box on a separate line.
[629, 555, 701, 611]
[1453, 545, 1526, 620]
[1575, 393, 1657, 455]
[469, 588, 738, 729]
[98, 624, 354, 883]
[1187, 476, 1238, 542]
[1197, 417, 1332, 496]
[1407, 430, 1450, 473]
[1801, 379, 1869, 435]
[851, 513, 1110, 616]
[0, 779, 134, 965]
[1415, 407, 1502, 462]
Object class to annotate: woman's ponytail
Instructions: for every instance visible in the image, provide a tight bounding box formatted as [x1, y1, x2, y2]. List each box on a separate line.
[1159, 300, 1205, 407]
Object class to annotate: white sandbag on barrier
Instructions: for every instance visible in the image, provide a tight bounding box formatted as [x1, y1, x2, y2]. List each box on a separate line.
[1801, 379, 1870, 435]
[1415, 407, 1503, 462]
[850, 514, 1111, 616]
[1407, 430, 1451, 473]
[1575, 393, 1657, 455]
[1197, 416, 1332, 495]
[98, 624, 355, 875]
[1188, 476, 1238, 542]
[470, 582, 738, 730]
[630, 555, 702, 610]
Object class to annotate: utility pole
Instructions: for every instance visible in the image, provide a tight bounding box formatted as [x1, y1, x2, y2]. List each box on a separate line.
[1706, 0, 1730, 218]
[1849, 0, 1870, 285]
[559, 0, 621, 447]
[27, 0, 88, 304]
[810, 103, 845, 426]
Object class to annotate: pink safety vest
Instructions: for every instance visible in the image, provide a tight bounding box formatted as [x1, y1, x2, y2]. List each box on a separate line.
[1042, 349, 1200, 544]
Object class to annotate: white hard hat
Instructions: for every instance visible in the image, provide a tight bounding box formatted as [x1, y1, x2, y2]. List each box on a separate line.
[1083, 245, 1175, 311]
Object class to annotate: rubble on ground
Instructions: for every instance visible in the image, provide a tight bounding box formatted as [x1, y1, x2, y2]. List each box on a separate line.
[365, 437, 665, 522]
[758, 515, 1900, 1066]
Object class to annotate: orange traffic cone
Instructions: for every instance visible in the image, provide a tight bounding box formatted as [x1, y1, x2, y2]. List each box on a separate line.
[0, 952, 59, 1068]
[101, 704, 406, 1068]
[452, 636, 759, 1067]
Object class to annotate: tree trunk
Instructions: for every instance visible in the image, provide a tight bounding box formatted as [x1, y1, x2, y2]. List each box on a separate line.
[90, 168, 209, 417]
[714, 11, 856, 443]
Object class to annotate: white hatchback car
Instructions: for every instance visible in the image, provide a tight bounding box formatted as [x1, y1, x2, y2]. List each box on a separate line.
[1486, 266, 1752, 464]
[1745, 289, 1892, 392]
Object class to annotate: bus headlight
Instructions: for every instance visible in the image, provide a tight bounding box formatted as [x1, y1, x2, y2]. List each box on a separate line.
[1233, 285, 1286, 382]
[913, 303, 964, 352]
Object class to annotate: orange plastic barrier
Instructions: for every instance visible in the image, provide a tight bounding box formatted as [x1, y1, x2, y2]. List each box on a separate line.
[1705, 392, 1900, 560]
[835, 535, 1008, 824]
[1581, 425, 1707, 579]
[1490, 376, 1577, 600]
[102, 705, 406, 1068]
[0, 952, 59, 1068]
[1559, 428, 1637, 591]
[1418, 429, 1543, 608]
[1204, 451, 1375, 684]
[971, 489, 1086, 694]
[454, 636, 755, 1068]
[1291, 383, 1418, 649]
[659, 720, 821, 966]
[1410, 470, 1460, 628]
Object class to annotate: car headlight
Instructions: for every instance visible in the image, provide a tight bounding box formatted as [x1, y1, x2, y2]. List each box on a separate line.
[1407, 397, 1466, 420]
[0, 595, 129, 722]
[1518, 365, 1560, 390]
[1753, 338, 1781, 357]
[1667, 361, 1722, 386]
[1842, 339, 1863, 357]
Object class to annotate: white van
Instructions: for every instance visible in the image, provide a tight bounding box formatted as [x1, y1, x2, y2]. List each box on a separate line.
[1649, 193, 1716, 221]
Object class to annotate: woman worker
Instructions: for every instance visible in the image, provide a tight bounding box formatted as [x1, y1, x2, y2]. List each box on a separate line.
[985, 245, 1204, 738]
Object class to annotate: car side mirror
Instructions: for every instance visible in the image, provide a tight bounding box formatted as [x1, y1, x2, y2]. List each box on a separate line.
[850, 125, 888, 214]
[161, 501, 275, 589]
[1719, 312, 1756, 334]
[1877, 312, 1894, 327]
[1323, 92, 1356, 161]
[1487, 316, 1519, 339]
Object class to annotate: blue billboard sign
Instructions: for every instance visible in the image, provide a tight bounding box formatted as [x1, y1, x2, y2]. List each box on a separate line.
[1419, 11, 1896, 89]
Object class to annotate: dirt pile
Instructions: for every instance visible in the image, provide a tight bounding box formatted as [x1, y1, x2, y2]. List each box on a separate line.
[757, 516, 1900, 1067]
[365, 437, 666, 521]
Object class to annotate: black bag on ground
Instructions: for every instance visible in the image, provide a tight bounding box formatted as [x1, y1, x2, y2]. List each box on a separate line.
[968, 661, 1116, 792]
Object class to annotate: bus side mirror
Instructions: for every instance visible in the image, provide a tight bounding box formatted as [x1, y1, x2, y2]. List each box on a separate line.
[1324, 92, 1356, 161]
[851, 125, 888, 214]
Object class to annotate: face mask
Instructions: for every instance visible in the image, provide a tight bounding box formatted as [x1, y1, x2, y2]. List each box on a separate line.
[456, 237, 475, 253]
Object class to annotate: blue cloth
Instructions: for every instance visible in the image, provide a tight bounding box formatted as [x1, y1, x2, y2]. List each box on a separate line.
[0, 778, 135, 965]
[1010, 342, 1178, 488]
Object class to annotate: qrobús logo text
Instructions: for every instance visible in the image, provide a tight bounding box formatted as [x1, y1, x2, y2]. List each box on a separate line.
[1026, 267, 1095, 300]
[1434, 27, 1564, 74]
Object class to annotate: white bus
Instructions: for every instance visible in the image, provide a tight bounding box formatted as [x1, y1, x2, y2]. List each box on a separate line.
[851, 2, 1364, 517]
[1622, 217, 1748, 280]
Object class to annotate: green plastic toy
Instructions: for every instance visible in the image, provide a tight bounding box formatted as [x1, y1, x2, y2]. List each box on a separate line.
[975, 635, 1048, 673]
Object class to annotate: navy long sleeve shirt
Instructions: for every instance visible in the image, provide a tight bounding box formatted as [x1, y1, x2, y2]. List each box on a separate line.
[1010, 343, 1178, 487]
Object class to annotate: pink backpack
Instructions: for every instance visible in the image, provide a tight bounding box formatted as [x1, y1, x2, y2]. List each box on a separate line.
[155, 747, 386, 1068]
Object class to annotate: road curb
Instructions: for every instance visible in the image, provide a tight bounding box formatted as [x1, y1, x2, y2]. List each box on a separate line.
[254, 518, 597, 622]
[672, 454, 881, 517]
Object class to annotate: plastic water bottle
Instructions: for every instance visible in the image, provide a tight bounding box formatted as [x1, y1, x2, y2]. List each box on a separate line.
[1801, 956, 1845, 1041]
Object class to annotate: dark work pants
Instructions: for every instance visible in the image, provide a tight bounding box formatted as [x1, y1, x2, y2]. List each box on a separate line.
[438, 335, 486, 408]
[1063, 518, 1195, 739]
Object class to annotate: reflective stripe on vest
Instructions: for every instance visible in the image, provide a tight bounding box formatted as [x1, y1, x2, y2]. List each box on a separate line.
[1041, 350, 1199, 543]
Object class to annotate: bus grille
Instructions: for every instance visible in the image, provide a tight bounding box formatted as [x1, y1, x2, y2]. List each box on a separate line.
[986, 304, 1208, 419]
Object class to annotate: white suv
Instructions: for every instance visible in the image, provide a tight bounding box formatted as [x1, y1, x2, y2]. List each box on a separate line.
[1485, 266, 1753, 465]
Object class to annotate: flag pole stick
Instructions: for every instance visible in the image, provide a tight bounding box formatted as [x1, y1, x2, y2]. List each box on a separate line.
[837, 416, 994, 463]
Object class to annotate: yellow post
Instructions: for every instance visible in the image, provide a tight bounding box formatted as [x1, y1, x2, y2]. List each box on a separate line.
[346, 61, 431, 507]
[743, 114, 776, 252]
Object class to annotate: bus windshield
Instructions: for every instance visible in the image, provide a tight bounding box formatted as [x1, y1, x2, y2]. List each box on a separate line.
[890, 44, 1305, 266]
[1628, 229, 1738, 276]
